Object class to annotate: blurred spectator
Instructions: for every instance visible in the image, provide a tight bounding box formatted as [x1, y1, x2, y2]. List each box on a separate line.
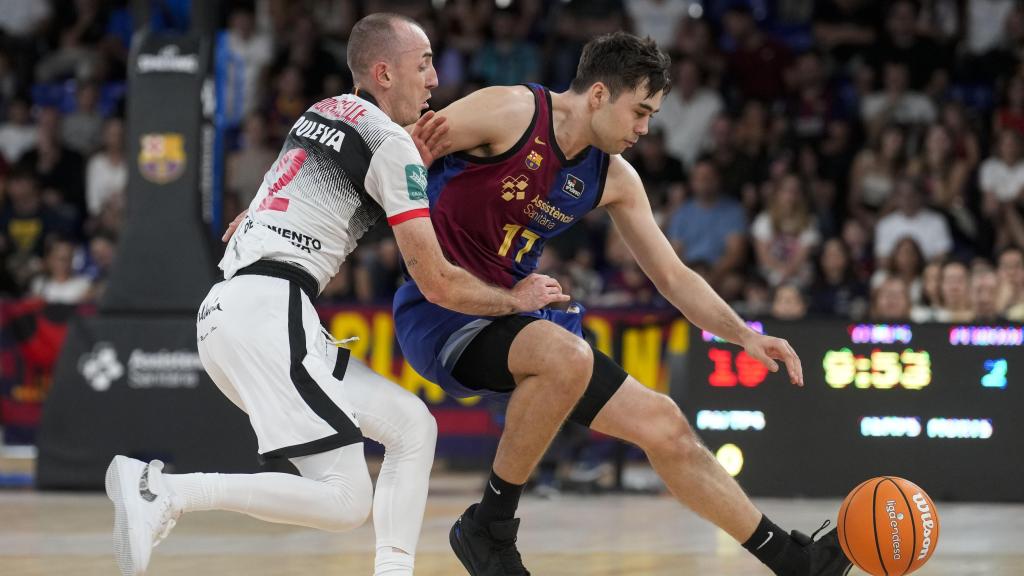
[911, 260, 943, 322]
[0, 97, 37, 164]
[271, 15, 339, 101]
[786, 51, 836, 145]
[667, 160, 746, 294]
[735, 274, 771, 318]
[265, 66, 307, 142]
[870, 276, 912, 321]
[848, 124, 907, 227]
[355, 237, 404, 304]
[226, 113, 277, 214]
[909, 124, 975, 242]
[551, 0, 627, 89]
[0, 167, 68, 255]
[840, 218, 873, 282]
[61, 81, 104, 155]
[994, 74, 1024, 136]
[20, 105, 86, 227]
[225, 3, 274, 117]
[85, 116, 125, 219]
[867, 0, 946, 95]
[751, 174, 820, 287]
[0, 1, 49, 93]
[971, 268, 1003, 322]
[770, 283, 808, 320]
[966, 0, 1016, 56]
[671, 16, 725, 89]
[722, 4, 793, 103]
[596, 259, 659, 307]
[471, 7, 540, 87]
[36, 0, 107, 82]
[995, 246, 1024, 313]
[874, 177, 952, 266]
[812, 0, 879, 65]
[980, 130, 1024, 246]
[809, 237, 868, 318]
[860, 62, 936, 139]
[28, 236, 90, 304]
[0, 168, 70, 292]
[651, 57, 722, 168]
[936, 260, 974, 322]
[871, 236, 924, 303]
[81, 231, 115, 301]
[940, 101, 980, 169]
[627, 128, 683, 211]
[625, 0, 691, 49]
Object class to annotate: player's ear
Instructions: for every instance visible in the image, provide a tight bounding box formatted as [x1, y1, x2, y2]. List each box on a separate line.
[589, 82, 607, 110]
[373, 62, 392, 88]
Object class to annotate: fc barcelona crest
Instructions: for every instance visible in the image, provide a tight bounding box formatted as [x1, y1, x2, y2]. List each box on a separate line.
[138, 133, 186, 184]
[525, 150, 543, 170]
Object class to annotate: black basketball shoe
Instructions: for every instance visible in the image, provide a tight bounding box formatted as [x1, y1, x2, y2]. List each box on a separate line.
[792, 521, 853, 576]
[450, 504, 531, 576]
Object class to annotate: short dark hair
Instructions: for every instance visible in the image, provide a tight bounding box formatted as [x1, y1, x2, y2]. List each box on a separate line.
[570, 32, 671, 100]
[347, 12, 421, 81]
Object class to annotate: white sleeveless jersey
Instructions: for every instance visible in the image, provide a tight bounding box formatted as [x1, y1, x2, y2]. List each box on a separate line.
[219, 93, 430, 293]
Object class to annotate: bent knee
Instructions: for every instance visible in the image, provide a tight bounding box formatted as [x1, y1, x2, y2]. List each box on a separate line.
[319, 479, 373, 532]
[536, 336, 593, 393]
[639, 395, 700, 457]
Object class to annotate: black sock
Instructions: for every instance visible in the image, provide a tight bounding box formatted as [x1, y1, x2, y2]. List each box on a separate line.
[474, 470, 524, 526]
[742, 515, 808, 575]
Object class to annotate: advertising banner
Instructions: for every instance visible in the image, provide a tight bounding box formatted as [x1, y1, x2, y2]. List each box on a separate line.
[35, 315, 257, 489]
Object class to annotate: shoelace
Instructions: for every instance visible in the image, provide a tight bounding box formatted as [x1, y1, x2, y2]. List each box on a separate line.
[809, 518, 854, 576]
[810, 519, 832, 541]
[147, 461, 181, 549]
[153, 497, 181, 548]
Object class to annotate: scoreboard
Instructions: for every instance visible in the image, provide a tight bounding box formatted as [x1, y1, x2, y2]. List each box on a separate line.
[682, 321, 1024, 501]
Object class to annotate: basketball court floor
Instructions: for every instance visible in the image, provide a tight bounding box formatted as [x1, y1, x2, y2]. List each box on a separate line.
[0, 471, 1020, 575]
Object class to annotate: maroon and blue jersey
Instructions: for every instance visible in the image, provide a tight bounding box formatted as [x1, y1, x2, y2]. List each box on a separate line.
[394, 84, 608, 398]
[427, 84, 610, 288]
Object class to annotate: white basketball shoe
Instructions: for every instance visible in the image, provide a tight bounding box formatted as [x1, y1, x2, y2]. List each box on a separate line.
[105, 456, 182, 575]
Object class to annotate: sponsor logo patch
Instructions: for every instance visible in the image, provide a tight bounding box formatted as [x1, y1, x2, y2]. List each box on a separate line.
[562, 173, 584, 198]
[406, 164, 428, 200]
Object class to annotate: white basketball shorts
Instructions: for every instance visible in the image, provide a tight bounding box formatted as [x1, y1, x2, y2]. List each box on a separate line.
[196, 264, 362, 459]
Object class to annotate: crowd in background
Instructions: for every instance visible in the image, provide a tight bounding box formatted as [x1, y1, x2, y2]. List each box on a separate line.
[4, 0, 1024, 324]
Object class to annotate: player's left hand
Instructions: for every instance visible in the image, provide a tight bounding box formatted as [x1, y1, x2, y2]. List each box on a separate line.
[741, 333, 804, 386]
[411, 110, 451, 166]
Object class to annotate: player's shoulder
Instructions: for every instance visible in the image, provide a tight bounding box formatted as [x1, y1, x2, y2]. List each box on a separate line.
[599, 155, 645, 208]
[460, 85, 537, 117]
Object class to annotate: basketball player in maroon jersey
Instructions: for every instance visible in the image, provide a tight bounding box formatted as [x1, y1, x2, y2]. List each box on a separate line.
[392, 32, 852, 576]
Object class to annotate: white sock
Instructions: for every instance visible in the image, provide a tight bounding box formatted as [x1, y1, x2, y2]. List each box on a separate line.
[374, 546, 414, 576]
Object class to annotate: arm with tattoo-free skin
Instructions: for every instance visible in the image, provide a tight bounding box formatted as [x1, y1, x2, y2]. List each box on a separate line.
[601, 155, 804, 385]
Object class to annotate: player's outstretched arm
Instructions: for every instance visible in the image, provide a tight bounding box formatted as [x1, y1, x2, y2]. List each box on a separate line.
[392, 217, 569, 315]
[602, 156, 804, 386]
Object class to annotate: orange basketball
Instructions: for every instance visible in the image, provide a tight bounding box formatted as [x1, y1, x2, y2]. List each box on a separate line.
[837, 477, 940, 576]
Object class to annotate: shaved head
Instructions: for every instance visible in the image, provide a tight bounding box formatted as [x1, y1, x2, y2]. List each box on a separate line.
[347, 13, 422, 85]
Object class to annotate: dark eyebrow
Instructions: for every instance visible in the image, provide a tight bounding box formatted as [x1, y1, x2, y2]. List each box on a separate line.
[422, 51, 433, 59]
[638, 102, 658, 114]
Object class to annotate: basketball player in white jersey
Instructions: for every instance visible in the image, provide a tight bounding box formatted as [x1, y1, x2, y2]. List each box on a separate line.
[104, 13, 568, 576]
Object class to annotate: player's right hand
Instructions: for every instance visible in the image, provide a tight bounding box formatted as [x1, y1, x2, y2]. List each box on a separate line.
[411, 110, 451, 166]
[222, 209, 248, 242]
[511, 273, 570, 312]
